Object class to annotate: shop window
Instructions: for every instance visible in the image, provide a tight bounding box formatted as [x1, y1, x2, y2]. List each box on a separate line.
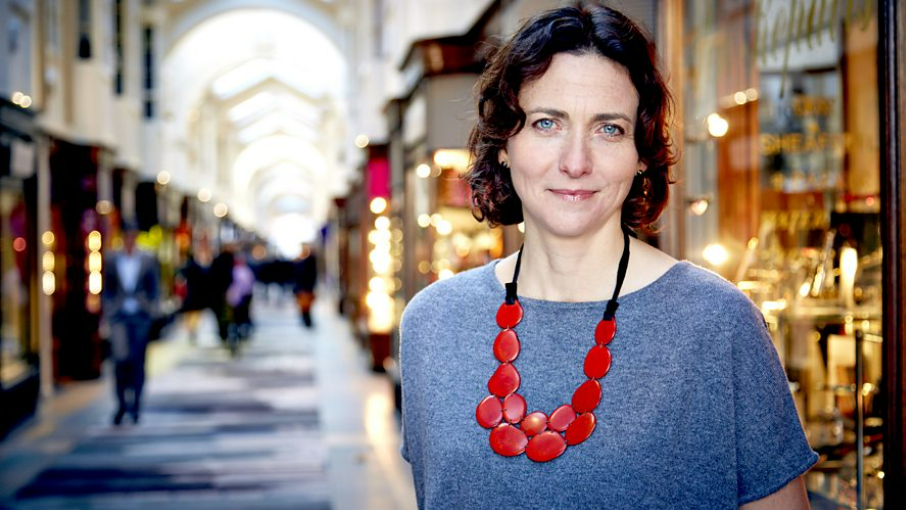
[679, 0, 883, 506]
[0, 188, 32, 388]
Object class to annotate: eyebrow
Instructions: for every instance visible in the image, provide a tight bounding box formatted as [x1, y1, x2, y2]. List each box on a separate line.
[525, 107, 633, 124]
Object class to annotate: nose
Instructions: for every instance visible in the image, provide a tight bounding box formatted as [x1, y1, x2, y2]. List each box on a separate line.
[558, 132, 592, 178]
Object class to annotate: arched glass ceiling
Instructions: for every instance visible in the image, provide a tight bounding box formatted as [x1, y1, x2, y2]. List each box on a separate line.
[162, 7, 348, 255]
[233, 135, 328, 193]
[164, 9, 345, 127]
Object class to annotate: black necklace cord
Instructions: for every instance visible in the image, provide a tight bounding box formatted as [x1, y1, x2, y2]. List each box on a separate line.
[603, 227, 631, 321]
[506, 225, 631, 317]
[505, 244, 525, 305]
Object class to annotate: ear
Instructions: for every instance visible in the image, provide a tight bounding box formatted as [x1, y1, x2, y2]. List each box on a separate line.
[498, 149, 509, 167]
[638, 160, 648, 173]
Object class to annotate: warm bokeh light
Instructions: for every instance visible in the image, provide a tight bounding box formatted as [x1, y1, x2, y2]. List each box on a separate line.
[42, 252, 55, 272]
[157, 171, 171, 185]
[369, 277, 387, 292]
[12, 92, 33, 108]
[689, 198, 709, 216]
[432, 149, 470, 173]
[702, 243, 729, 266]
[96, 200, 113, 215]
[87, 231, 102, 252]
[42, 272, 55, 295]
[375, 216, 390, 231]
[416, 164, 431, 178]
[354, 134, 370, 148]
[13, 237, 26, 252]
[88, 252, 103, 272]
[88, 272, 103, 295]
[42, 231, 55, 246]
[370, 197, 388, 214]
[213, 203, 229, 218]
[840, 246, 858, 308]
[436, 220, 453, 236]
[707, 113, 729, 138]
[417, 214, 431, 228]
[197, 188, 212, 202]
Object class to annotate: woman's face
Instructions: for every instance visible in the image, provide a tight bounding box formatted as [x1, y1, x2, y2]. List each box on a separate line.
[503, 52, 644, 239]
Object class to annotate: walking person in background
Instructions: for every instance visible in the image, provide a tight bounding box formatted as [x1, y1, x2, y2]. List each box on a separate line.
[293, 244, 318, 328]
[227, 252, 255, 340]
[102, 222, 160, 425]
[176, 239, 214, 342]
[210, 246, 235, 344]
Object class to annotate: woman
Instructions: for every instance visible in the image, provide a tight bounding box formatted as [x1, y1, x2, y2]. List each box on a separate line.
[399, 2, 817, 509]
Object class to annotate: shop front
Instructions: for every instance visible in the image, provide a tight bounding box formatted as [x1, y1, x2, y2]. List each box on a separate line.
[0, 97, 38, 437]
[663, 0, 904, 506]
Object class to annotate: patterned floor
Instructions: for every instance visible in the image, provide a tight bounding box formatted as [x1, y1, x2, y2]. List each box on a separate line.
[2, 303, 331, 510]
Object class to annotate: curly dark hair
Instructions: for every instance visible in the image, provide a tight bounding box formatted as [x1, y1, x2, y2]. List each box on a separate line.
[465, 1, 677, 233]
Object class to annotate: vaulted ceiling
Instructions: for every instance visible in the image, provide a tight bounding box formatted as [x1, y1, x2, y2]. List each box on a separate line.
[158, 0, 353, 255]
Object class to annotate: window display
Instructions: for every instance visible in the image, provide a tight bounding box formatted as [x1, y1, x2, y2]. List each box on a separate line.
[680, 1, 883, 507]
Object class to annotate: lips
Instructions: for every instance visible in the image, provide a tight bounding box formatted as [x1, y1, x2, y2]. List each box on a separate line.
[550, 189, 596, 202]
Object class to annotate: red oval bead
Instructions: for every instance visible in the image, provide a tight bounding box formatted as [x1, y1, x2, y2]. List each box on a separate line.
[489, 424, 528, 456]
[565, 412, 597, 445]
[502, 393, 526, 424]
[548, 404, 577, 432]
[520, 411, 548, 437]
[595, 318, 616, 345]
[584, 345, 612, 379]
[493, 329, 520, 363]
[496, 300, 523, 329]
[488, 363, 520, 397]
[572, 379, 602, 413]
[476, 395, 503, 428]
[525, 431, 567, 462]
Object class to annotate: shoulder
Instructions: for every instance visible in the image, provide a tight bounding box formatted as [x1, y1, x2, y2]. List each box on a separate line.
[401, 262, 496, 332]
[663, 262, 765, 326]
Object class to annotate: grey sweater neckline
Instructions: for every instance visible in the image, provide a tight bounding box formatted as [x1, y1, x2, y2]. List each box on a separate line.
[481, 258, 691, 309]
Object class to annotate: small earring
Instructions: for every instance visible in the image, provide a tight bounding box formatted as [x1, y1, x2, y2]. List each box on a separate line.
[636, 169, 644, 176]
[500, 160, 509, 169]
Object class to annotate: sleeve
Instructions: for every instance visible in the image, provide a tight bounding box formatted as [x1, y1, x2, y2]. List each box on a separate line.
[398, 302, 414, 464]
[731, 301, 818, 505]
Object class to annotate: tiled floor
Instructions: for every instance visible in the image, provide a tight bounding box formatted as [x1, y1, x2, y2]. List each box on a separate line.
[0, 292, 417, 510]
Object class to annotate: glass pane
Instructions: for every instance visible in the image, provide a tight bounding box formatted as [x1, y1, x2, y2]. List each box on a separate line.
[0, 187, 31, 386]
[680, 1, 884, 508]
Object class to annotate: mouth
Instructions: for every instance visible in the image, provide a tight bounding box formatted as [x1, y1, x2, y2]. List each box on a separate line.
[549, 189, 597, 202]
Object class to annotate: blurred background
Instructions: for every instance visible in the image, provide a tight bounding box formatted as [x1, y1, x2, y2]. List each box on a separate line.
[0, 0, 904, 509]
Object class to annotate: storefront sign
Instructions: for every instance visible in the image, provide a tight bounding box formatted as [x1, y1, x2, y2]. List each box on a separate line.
[755, 0, 874, 94]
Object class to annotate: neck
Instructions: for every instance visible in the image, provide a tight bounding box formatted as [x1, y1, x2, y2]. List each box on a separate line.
[515, 219, 627, 303]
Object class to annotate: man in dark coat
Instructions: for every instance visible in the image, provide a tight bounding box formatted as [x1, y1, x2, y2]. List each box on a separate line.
[102, 222, 160, 425]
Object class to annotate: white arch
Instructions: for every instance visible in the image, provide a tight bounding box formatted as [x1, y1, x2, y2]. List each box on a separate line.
[163, 0, 345, 57]
[162, 9, 346, 138]
[233, 135, 329, 194]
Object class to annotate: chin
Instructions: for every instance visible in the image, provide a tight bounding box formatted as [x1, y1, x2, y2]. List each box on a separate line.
[536, 218, 603, 239]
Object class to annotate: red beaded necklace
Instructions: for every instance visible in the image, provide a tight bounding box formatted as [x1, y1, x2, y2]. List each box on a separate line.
[476, 228, 630, 462]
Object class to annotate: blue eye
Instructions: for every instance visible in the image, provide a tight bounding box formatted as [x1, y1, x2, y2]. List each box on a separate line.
[534, 119, 555, 130]
[602, 124, 624, 136]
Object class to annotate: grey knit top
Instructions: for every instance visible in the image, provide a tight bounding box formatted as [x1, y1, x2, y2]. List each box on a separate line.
[399, 259, 818, 510]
